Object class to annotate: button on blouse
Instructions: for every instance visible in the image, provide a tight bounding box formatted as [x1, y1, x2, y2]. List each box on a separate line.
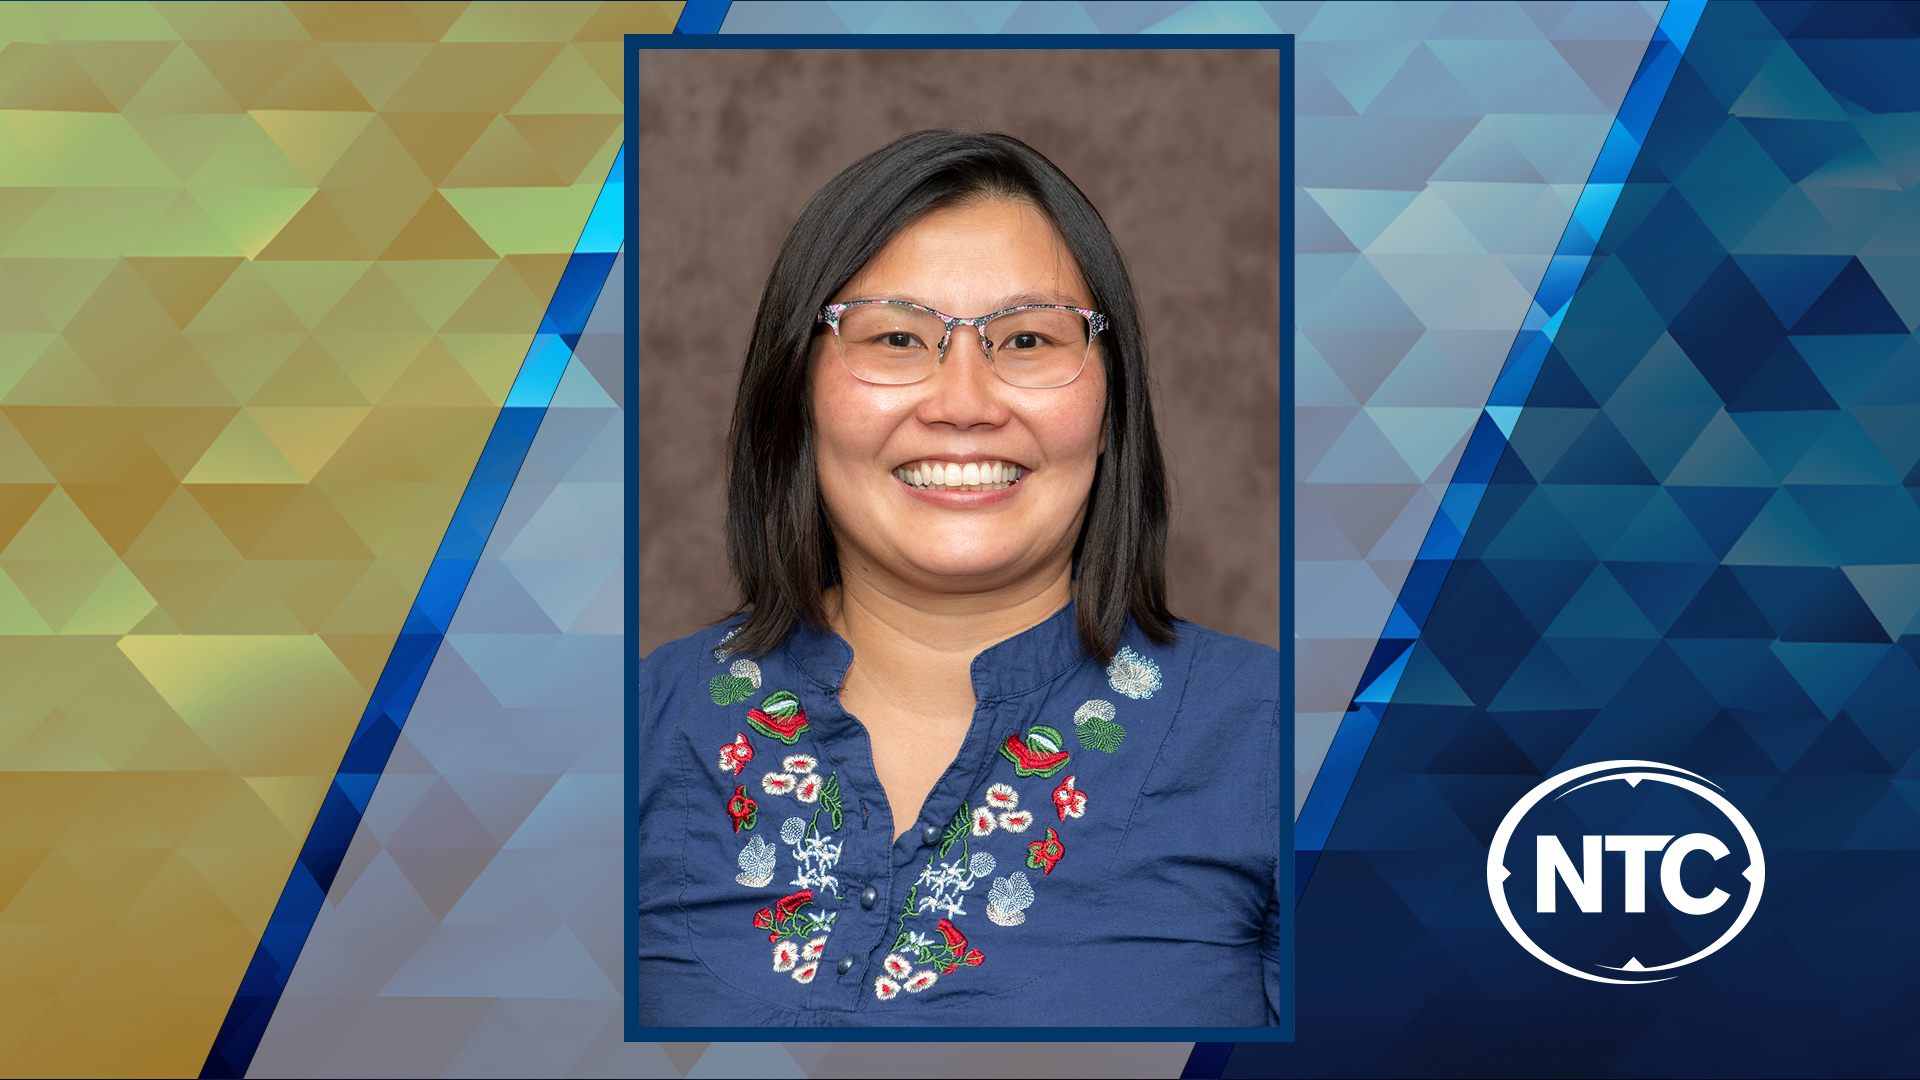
[632, 602, 1283, 1027]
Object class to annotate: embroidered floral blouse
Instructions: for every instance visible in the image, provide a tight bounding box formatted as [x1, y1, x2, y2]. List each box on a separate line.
[632, 602, 1283, 1026]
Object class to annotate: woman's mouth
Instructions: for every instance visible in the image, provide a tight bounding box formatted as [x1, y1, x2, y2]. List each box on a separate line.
[891, 459, 1024, 491]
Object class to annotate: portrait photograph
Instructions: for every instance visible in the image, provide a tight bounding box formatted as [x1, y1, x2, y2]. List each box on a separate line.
[623, 42, 1287, 1031]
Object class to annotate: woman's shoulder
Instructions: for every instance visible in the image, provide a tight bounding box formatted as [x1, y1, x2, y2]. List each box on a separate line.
[1163, 620, 1281, 698]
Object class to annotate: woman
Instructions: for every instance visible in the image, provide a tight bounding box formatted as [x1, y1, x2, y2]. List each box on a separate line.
[633, 130, 1281, 1026]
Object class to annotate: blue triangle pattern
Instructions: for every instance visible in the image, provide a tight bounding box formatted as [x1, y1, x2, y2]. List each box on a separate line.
[1263, 2, 1920, 1075]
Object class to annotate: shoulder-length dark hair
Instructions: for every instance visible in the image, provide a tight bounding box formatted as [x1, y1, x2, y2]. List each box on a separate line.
[723, 129, 1173, 664]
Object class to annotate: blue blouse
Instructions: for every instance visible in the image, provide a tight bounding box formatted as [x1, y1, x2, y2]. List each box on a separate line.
[631, 601, 1283, 1027]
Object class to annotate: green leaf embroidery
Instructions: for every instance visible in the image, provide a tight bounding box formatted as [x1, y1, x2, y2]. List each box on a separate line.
[821, 773, 843, 830]
[938, 802, 971, 858]
[1076, 716, 1127, 752]
[709, 674, 755, 705]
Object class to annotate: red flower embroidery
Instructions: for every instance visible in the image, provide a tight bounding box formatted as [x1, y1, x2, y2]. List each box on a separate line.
[773, 889, 813, 920]
[746, 690, 810, 744]
[717, 733, 753, 776]
[1052, 775, 1087, 820]
[937, 918, 966, 950]
[726, 785, 758, 833]
[1026, 827, 1065, 875]
[753, 908, 773, 930]
[999, 731, 1071, 778]
[963, 949, 984, 967]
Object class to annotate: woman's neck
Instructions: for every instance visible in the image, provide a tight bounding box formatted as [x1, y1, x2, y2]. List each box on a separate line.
[828, 558, 1072, 716]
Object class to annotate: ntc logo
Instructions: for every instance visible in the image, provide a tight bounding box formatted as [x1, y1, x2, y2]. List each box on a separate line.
[1487, 761, 1765, 985]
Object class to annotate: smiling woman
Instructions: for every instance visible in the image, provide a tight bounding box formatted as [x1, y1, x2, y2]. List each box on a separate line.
[632, 131, 1282, 1028]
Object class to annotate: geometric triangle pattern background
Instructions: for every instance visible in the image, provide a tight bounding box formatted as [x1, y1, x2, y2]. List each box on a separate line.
[1251, 1, 1920, 1075]
[0, 2, 669, 1076]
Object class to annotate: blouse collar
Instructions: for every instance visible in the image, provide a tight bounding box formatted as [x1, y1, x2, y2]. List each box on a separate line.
[781, 599, 1088, 703]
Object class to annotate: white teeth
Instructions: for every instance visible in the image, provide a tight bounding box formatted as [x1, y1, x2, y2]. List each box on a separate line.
[892, 460, 1025, 490]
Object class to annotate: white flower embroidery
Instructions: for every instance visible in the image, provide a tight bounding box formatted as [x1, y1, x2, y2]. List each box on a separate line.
[903, 969, 939, 993]
[761, 772, 796, 796]
[782, 753, 816, 774]
[730, 658, 762, 688]
[970, 805, 996, 836]
[905, 931, 936, 949]
[883, 953, 913, 979]
[986, 872, 1035, 926]
[985, 782, 1019, 809]
[791, 832, 843, 896]
[735, 834, 775, 888]
[801, 935, 828, 962]
[970, 851, 995, 878]
[1107, 646, 1162, 699]
[714, 628, 740, 660]
[780, 816, 807, 846]
[874, 976, 901, 1001]
[999, 809, 1034, 833]
[1073, 699, 1116, 725]
[915, 855, 986, 919]
[795, 773, 823, 803]
[791, 960, 818, 984]
[773, 940, 800, 972]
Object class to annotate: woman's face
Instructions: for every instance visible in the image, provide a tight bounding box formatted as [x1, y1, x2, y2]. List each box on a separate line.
[811, 198, 1108, 598]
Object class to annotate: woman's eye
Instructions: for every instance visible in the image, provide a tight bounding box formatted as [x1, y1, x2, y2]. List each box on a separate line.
[882, 332, 920, 348]
[1006, 333, 1042, 350]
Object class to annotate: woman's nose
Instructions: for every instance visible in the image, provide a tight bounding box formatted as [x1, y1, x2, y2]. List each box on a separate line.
[919, 324, 1006, 424]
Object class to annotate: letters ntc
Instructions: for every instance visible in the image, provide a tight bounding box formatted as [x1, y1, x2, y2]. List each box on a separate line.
[1536, 834, 1730, 915]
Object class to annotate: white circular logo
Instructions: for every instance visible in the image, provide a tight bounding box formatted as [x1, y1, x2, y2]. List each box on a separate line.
[1487, 760, 1765, 985]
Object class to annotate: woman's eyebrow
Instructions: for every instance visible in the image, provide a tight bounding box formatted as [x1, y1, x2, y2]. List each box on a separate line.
[841, 292, 1087, 312]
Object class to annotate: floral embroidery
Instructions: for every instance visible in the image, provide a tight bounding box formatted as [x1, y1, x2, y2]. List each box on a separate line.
[876, 805, 998, 1002]
[985, 782, 1018, 810]
[1000, 724, 1071, 778]
[802, 935, 828, 961]
[746, 690, 809, 743]
[717, 733, 754, 776]
[986, 872, 1034, 926]
[711, 659, 762, 705]
[1108, 646, 1161, 699]
[903, 969, 939, 993]
[970, 805, 997, 836]
[772, 939, 800, 971]
[914, 850, 994, 919]
[1072, 699, 1127, 752]
[713, 627, 740, 660]
[762, 770, 844, 897]
[754, 888, 834, 944]
[1026, 827, 1065, 875]
[727, 786, 758, 833]
[736, 834, 775, 888]
[791, 960, 819, 984]
[782, 753, 816, 774]
[1000, 809, 1034, 833]
[1052, 775, 1087, 820]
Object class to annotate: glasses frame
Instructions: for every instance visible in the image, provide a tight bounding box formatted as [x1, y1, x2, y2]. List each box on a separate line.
[816, 299, 1109, 388]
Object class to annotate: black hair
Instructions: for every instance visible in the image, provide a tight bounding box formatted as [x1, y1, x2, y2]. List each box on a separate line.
[722, 129, 1173, 664]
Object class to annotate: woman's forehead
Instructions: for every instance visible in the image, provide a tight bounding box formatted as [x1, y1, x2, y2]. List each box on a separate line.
[841, 199, 1090, 308]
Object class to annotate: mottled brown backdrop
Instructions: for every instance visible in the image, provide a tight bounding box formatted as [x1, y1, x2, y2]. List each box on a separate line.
[631, 48, 1281, 655]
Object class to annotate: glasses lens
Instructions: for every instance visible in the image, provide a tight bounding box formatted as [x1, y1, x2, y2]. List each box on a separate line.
[984, 308, 1092, 388]
[834, 303, 941, 384]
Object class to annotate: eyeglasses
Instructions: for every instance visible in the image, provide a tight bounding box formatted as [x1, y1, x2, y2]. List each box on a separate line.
[817, 300, 1108, 389]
